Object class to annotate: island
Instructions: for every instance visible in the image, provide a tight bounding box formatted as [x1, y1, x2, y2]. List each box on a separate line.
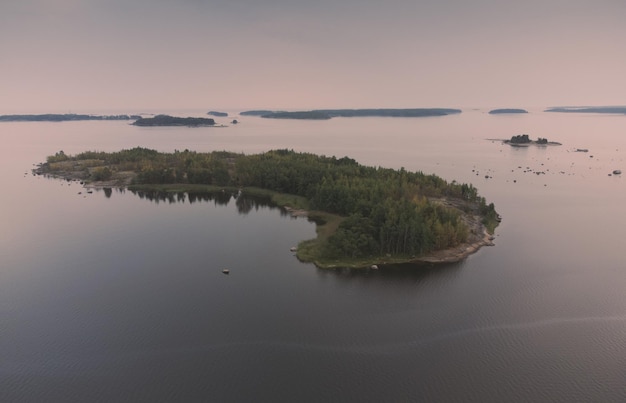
[545, 106, 626, 114]
[504, 134, 561, 146]
[262, 111, 332, 120]
[239, 110, 284, 116]
[489, 109, 528, 114]
[240, 108, 462, 120]
[207, 111, 228, 117]
[132, 115, 216, 127]
[0, 113, 141, 122]
[34, 148, 499, 269]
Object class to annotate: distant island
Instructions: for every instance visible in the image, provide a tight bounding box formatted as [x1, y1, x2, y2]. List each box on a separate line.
[0, 113, 141, 122]
[207, 111, 228, 117]
[262, 111, 332, 120]
[545, 106, 626, 114]
[35, 148, 498, 269]
[240, 110, 283, 116]
[489, 109, 528, 114]
[240, 108, 462, 120]
[504, 134, 561, 146]
[132, 115, 216, 127]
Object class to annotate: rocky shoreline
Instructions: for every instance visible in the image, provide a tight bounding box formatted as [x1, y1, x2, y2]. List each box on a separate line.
[284, 205, 496, 268]
[409, 225, 494, 264]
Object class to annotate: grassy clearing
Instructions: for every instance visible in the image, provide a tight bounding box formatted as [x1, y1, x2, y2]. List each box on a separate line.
[294, 211, 343, 266]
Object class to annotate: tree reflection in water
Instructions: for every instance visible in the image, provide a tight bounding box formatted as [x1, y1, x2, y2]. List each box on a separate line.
[127, 189, 284, 216]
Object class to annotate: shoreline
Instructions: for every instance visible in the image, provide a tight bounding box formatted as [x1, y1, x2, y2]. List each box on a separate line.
[284, 206, 495, 268]
[407, 225, 494, 264]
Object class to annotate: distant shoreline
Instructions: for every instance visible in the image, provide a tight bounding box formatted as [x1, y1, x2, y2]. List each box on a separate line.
[545, 106, 626, 114]
[241, 108, 463, 120]
[0, 113, 140, 122]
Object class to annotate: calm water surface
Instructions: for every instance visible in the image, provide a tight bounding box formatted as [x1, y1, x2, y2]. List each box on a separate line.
[1, 109, 626, 402]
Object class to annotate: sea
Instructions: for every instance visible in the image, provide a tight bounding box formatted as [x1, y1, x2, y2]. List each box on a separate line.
[1, 108, 625, 402]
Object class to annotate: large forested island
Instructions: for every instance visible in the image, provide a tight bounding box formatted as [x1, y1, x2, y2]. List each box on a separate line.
[36, 148, 498, 268]
[0, 113, 141, 122]
[240, 108, 462, 120]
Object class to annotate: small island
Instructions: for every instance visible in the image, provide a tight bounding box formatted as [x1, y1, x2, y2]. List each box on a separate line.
[0, 113, 141, 122]
[132, 115, 216, 127]
[240, 108, 462, 120]
[504, 134, 561, 146]
[207, 111, 228, 117]
[489, 109, 528, 114]
[35, 148, 498, 269]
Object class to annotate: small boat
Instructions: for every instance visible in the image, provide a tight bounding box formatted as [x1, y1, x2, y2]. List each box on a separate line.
[613, 169, 622, 175]
[290, 247, 297, 252]
[222, 269, 230, 274]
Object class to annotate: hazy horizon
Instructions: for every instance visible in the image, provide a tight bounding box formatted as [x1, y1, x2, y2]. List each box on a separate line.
[2, 0, 625, 113]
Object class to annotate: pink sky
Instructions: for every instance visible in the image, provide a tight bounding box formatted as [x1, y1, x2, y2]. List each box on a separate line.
[1, 0, 625, 113]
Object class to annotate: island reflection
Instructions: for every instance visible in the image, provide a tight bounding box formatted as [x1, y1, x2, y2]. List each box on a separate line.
[125, 188, 297, 217]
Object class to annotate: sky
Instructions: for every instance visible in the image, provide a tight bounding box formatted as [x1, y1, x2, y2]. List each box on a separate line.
[1, 0, 625, 112]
